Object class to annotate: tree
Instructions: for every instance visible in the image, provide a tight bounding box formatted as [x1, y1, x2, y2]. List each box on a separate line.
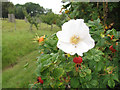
[15, 4, 25, 19]
[2, 2, 15, 18]
[24, 2, 45, 17]
[56, 13, 68, 28]
[23, 9, 39, 31]
[40, 12, 58, 30]
[14, 2, 46, 19]
[45, 8, 52, 14]
[8, 2, 15, 14]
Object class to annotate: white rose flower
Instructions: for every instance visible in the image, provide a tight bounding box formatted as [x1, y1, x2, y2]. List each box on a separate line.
[56, 19, 95, 56]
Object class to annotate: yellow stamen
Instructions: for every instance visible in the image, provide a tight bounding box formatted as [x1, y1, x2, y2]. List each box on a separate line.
[70, 35, 80, 45]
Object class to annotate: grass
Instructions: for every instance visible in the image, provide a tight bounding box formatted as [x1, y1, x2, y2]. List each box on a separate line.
[2, 19, 60, 69]
[2, 50, 38, 88]
[2, 19, 60, 88]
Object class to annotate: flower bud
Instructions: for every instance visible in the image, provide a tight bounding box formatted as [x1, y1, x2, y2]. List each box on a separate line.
[38, 35, 45, 43]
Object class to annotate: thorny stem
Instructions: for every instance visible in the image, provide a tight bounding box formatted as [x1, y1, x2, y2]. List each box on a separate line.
[31, 82, 38, 89]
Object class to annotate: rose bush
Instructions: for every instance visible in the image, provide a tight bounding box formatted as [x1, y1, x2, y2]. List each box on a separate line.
[30, 18, 119, 88]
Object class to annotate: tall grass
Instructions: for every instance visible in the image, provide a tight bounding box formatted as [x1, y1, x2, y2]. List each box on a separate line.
[2, 19, 60, 69]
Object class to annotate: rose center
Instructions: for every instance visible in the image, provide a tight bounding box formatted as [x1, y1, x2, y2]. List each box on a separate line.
[70, 35, 80, 44]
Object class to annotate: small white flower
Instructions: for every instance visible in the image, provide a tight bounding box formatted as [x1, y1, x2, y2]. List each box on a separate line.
[56, 19, 95, 56]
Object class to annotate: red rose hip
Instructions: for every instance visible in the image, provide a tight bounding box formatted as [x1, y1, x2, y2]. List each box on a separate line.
[37, 77, 43, 84]
[109, 45, 117, 53]
[73, 56, 82, 64]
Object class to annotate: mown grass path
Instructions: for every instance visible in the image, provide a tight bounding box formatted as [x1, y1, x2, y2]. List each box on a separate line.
[2, 50, 39, 88]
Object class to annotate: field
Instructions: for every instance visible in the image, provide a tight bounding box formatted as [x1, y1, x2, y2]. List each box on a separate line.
[2, 19, 60, 88]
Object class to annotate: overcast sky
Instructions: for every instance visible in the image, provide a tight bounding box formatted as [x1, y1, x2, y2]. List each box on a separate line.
[10, 0, 63, 14]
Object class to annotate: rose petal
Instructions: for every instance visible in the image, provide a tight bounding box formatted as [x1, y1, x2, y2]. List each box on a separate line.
[56, 31, 71, 43]
[57, 40, 76, 55]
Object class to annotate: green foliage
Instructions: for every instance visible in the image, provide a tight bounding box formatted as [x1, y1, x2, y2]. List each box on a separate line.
[52, 68, 64, 79]
[61, 1, 120, 31]
[56, 13, 69, 28]
[40, 12, 59, 30]
[61, 2, 101, 22]
[108, 79, 115, 88]
[32, 19, 119, 88]
[71, 77, 79, 88]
